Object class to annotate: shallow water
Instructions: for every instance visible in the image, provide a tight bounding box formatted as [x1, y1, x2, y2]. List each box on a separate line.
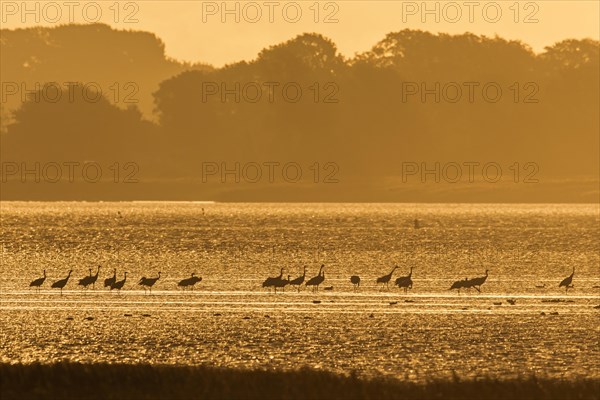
[1, 202, 599, 381]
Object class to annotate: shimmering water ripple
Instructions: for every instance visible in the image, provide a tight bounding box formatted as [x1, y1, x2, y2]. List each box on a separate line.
[1, 202, 598, 381]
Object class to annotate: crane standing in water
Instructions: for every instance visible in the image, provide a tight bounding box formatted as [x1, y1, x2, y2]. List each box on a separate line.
[468, 269, 489, 293]
[178, 273, 203, 290]
[274, 275, 291, 293]
[559, 267, 575, 293]
[376, 266, 398, 290]
[51, 270, 73, 295]
[29, 270, 46, 291]
[111, 272, 127, 292]
[78, 268, 93, 289]
[395, 267, 414, 293]
[306, 265, 325, 292]
[449, 277, 470, 294]
[104, 268, 117, 289]
[262, 268, 284, 292]
[139, 271, 161, 293]
[289, 267, 307, 292]
[87, 265, 101, 289]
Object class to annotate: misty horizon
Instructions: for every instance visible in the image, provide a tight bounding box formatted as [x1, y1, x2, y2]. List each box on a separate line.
[1, 23, 598, 202]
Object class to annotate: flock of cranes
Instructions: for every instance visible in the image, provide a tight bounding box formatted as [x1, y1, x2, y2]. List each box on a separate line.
[28, 267, 201, 294]
[28, 264, 577, 295]
[448, 270, 489, 293]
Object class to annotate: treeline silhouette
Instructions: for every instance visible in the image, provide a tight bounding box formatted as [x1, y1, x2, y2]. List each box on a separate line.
[1, 24, 598, 201]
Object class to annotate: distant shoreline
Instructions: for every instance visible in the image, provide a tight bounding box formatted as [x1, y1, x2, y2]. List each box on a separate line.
[1, 200, 599, 205]
[1, 362, 599, 400]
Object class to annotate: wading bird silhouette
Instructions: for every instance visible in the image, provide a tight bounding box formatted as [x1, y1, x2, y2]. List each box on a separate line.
[350, 275, 361, 291]
[139, 271, 161, 293]
[29, 270, 46, 291]
[178, 273, 202, 290]
[289, 267, 307, 292]
[376, 266, 398, 290]
[468, 269, 489, 293]
[111, 272, 127, 292]
[104, 268, 117, 289]
[274, 275, 291, 293]
[306, 264, 325, 292]
[262, 268, 284, 292]
[395, 267, 414, 293]
[559, 267, 575, 293]
[449, 277, 469, 294]
[51, 270, 72, 295]
[78, 268, 93, 289]
[87, 265, 101, 289]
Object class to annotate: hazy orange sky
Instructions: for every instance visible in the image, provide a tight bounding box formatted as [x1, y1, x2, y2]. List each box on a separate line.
[1, 1, 599, 66]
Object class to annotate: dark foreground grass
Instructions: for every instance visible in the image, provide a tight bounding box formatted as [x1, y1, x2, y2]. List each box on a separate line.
[1, 362, 598, 400]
